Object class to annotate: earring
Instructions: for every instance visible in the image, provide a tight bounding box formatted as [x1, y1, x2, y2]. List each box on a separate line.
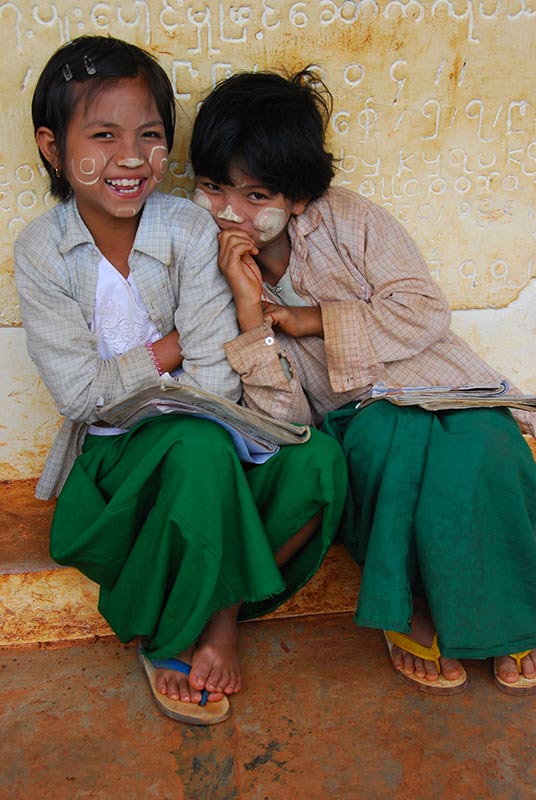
[54, 165, 62, 178]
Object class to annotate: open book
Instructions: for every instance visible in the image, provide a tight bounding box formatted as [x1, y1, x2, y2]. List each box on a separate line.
[357, 380, 536, 412]
[96, 373, 310, 462]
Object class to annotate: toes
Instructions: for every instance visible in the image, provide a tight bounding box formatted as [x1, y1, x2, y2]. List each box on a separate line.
[154, 670, 202, 703]
[522, 651, 536, 679]
[440, 658, 463, 682]
[496, 656, 522, 683]
[204, 665, 226, 693]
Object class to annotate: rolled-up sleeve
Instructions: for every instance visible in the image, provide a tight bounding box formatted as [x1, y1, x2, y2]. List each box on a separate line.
[224, 323, 314, 424]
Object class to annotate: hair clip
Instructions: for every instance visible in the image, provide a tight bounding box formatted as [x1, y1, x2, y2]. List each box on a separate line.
[62, 63, 73, 82]
[83, 55, 97, 76]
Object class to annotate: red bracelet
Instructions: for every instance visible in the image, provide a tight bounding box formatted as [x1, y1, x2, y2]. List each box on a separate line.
[146, 340, 164, 375]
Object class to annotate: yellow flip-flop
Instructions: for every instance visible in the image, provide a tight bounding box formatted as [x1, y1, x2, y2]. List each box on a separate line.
[383, 630, 468, 695]
[494, 650, 536, 696]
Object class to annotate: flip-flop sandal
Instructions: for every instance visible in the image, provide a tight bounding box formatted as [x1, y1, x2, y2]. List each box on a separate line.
[383, 630, 468, 695]
[494, 650, 536, 696]
[139, 645, 231, 724]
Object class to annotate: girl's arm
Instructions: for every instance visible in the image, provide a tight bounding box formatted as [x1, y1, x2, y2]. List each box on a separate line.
[172, 210, 241, 400]
[216, 229, 314, 424]
[223, 322, 314, 425]
[14, 202, 241, 425]
[318, 198, 454, 392]
[14, 234, 163, 424]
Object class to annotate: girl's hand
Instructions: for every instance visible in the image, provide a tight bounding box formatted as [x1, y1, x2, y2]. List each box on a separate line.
[217, 229, 264, 331]
[263, 303, 324, 338]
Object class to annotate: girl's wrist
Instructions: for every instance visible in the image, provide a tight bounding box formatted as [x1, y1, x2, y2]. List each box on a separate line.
[237, 303, 265, 333]
[150, 331, 183, 373]
[146, 340, 164, 375]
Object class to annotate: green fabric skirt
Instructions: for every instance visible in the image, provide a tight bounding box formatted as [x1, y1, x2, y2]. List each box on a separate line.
[50, 416, 346, 659]
[323, 401, 536, 659]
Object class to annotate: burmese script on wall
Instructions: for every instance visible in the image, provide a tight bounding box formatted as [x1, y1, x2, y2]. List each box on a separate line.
[1, 0, 535, 478]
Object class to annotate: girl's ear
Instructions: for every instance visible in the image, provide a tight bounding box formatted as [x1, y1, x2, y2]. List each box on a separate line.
[291, 198, 309, 216]
[36, 127, 59, 170]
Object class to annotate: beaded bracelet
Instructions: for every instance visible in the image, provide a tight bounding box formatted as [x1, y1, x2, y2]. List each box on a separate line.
[145, 340, 164, 375]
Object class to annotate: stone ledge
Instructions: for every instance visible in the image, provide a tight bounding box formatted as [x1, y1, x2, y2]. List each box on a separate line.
[0, 479, 360, 649]
[2, 433, 534, 650]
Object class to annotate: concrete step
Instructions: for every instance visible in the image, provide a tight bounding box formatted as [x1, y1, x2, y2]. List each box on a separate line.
[0, 479, 360, 650]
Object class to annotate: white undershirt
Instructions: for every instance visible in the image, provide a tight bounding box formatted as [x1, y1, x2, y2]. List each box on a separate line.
[89, 255, 160, 436]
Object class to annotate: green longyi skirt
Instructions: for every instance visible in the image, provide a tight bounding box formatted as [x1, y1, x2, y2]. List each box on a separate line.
[50, 416, 347, 659]
[324, 401, 536, 660]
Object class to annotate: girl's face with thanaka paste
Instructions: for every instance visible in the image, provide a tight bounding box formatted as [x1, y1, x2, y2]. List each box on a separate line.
[194, 165, 307, 249]
[37, 76, 168, 234]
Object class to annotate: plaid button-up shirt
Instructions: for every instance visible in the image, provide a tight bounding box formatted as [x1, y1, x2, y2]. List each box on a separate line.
[15, 192, 241, 499]
[224, 188, 534, 436]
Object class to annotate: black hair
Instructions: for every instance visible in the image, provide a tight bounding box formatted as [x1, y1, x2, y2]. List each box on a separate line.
[190, 68, 335, 202]
[32, 35, 176, 200]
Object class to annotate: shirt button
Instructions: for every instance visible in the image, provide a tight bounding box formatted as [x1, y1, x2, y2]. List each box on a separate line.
[265, 336, 275, 345]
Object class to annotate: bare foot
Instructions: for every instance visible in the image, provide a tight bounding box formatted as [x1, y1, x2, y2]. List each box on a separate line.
[390, 598, 465, 683]
[495, 650, 536, 684]
[189, 606, 242, 697]
[153, 644, 224, 705]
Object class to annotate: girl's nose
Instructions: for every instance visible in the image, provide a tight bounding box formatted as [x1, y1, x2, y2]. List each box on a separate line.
[116, 157, 145, 168]
[217, 204, 244, 223]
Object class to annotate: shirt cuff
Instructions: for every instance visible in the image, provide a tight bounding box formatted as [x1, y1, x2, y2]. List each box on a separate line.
[224, 323, 291, 388]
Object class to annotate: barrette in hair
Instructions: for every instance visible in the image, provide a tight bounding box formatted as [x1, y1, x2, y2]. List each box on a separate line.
[63, 63, 73, 81]
[83, 55, 97, 75]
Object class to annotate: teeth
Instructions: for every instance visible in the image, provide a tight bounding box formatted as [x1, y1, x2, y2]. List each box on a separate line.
[107, 178, 142, 187]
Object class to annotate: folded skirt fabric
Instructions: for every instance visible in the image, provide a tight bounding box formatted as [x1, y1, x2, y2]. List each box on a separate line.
[323, 401, 536, 660]
[50, 415, 347, 659]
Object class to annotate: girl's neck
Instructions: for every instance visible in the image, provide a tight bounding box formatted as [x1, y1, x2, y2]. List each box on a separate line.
[81, 206, 140, 278]
[254, 230, 292, 287]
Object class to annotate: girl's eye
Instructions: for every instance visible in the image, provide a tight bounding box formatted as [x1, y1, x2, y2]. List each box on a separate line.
[142, 130, 164, 139]
[249, 192, 269, 201]
[204, 182, 222, 192]
[92, 131, 113, 139]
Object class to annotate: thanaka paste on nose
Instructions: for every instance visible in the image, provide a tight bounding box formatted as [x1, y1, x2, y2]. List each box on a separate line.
[117, 157, 145, 168]
[218, 204, 244, 223]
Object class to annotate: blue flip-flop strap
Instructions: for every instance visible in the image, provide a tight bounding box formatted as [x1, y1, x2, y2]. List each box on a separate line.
[150, 657, 208, 706]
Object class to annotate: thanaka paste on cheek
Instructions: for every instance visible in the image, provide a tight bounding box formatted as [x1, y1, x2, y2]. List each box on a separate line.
[218, 204, 244, 223]
[192, 188, 213, 212]
[253, 207, 287, 241]
[148, 145, 168, 184]
[70, 153, 106, 186]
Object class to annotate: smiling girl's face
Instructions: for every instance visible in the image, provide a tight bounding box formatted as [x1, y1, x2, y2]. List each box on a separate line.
[38, 75, 168, 236]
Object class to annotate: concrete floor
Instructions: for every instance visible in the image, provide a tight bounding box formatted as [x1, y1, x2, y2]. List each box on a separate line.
[2, 614, 536, 800]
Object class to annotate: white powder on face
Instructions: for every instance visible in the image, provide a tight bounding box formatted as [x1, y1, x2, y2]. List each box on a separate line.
[148, 145, 168, 184]
[117, 157, 145, 168]
[253, 207, 287, 241]
[70, 155, 103, 185]
[217, 204, 244, 223]
[192, 188, 213, 212]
